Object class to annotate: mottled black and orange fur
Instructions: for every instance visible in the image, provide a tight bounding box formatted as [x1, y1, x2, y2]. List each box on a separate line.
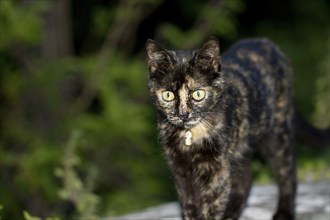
[146, 38, 297, 220]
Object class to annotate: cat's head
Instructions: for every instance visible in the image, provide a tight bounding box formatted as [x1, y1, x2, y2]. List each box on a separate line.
[146, 37, 225, 129]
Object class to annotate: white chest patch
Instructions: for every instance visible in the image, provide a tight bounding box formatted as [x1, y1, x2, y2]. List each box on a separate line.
[185, 130, 193, 146]
[179, 120, 220, 148]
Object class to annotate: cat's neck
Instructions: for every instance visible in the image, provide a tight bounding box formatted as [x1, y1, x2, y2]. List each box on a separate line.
[159, 113, 225, 150]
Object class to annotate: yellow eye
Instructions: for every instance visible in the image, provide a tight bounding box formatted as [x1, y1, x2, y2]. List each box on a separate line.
[162, 90, 175, 101]
[192, 89, 206, 101]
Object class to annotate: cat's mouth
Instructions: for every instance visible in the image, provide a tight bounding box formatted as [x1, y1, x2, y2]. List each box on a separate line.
[184, 119, 201, 128]
[169, 116, 201, 129]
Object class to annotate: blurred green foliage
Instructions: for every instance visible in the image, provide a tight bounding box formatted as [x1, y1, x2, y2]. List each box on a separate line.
[0, 0, 329, 219]
[0, 0, 48, 49]
[157, 0, 244, 48]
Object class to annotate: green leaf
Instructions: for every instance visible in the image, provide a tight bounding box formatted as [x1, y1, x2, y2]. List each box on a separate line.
[23, 211, 41, 220]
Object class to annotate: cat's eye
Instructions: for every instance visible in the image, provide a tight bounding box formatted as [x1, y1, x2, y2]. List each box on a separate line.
[192, 89, 206, 101]
[162, 90, 175, 101]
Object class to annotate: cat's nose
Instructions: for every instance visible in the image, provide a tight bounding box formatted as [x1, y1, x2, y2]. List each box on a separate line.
[179, 103, 189, 121]
[179, 110, 189, 121]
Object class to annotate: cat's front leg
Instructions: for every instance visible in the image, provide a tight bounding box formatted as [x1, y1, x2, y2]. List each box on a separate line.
[198, 171, 232, 220]
[174, 174, 200, 219]
[177, 168, 232, 220]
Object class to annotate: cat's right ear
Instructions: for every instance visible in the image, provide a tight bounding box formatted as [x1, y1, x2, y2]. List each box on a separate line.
[195, 37, 221, 73]
[146, 39, 173, 74]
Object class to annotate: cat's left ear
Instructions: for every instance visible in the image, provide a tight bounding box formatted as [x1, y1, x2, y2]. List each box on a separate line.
[146, 39, 173, 74]
[195, 37, 220, 72]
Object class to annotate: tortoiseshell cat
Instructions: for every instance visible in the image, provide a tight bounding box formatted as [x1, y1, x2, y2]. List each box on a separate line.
[146, 37, 298, 220]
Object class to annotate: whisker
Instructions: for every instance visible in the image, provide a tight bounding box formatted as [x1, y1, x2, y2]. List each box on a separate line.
[201, 118, 226, 146]
[198, 121, 211, 149]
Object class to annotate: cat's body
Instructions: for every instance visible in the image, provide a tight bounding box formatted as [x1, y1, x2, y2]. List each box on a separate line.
[146, 38, 296, 220]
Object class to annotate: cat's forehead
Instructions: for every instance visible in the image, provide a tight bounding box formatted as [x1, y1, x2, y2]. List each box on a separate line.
[168, 74, 204, 91]
[169, 49, 197, 65]
[150, 49, 214, 91]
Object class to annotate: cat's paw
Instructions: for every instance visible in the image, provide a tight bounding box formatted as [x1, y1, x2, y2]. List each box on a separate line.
[272, 211, 294, 220]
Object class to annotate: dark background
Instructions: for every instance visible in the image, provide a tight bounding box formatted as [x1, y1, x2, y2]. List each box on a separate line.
[0, 0, 329, 219]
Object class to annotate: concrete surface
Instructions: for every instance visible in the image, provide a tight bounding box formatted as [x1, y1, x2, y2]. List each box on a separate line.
[109, 181, 329, 220]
